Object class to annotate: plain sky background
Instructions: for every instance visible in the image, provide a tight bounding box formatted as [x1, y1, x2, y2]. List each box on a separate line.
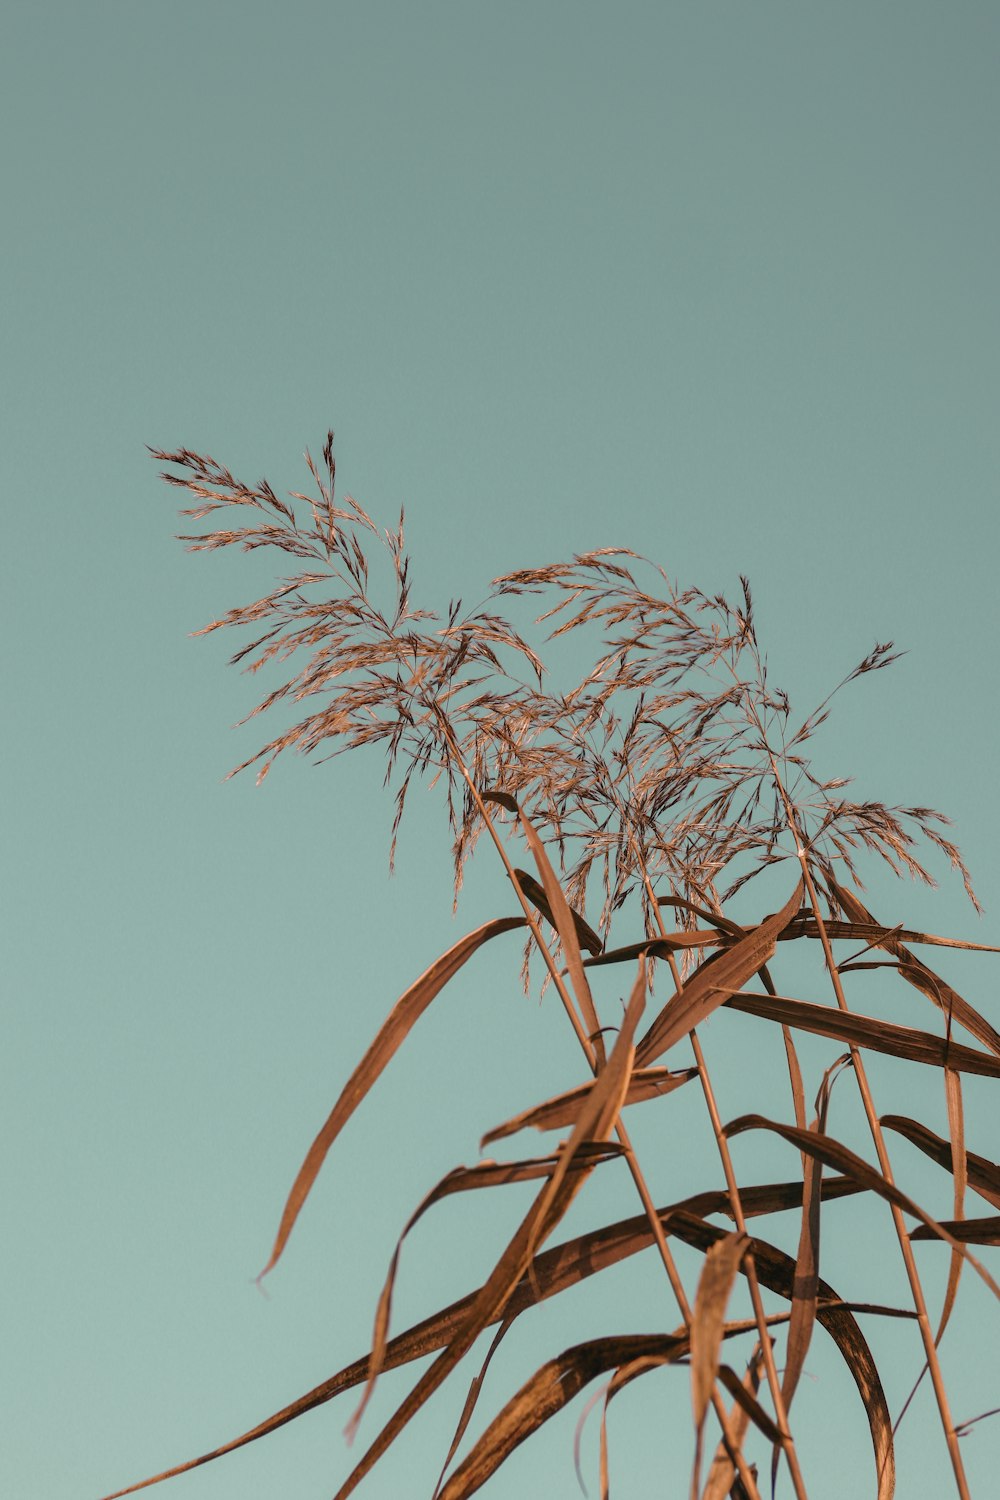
[3, 4, 999, 1498]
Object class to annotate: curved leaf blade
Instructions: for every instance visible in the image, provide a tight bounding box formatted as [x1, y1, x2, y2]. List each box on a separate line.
[725, 993, 1000, 1078]
[779, 915, 1000, 954]
[880, 1115, 1000, 1211]
[937, 1068, 967, 1341]
[666, 1210, 898, 1500]
[702, 1347, 765, 1500]
[437, 1332, 693, 1500]
[910, 1217, 1000, 1244]
[691, 1232, 750, 1487]
[517, 812, 606, 1063]
[512, 866, 603, 955]
[480, 1066, 696, 1148]
[346, 1146, 620, 1441]
[724, 1115, 1000, 1301]
[827, 879, 1000, 1056]
[258, 916, 526, 1278]
[329, 964, 646, 1499]
[635, 882, 803, 1067]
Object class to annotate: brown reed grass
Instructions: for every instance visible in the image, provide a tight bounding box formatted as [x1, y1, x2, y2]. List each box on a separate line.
[103, 433, 998, 1499]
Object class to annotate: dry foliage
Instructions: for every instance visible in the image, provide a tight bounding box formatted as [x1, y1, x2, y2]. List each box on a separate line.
[105, 434, 999, 1499]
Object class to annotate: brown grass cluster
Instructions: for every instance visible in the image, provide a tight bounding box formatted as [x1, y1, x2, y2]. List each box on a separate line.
[104, 435, 998, 1499]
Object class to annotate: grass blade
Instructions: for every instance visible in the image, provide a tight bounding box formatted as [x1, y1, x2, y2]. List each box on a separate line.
[516, 810, 606, 1063]
[585, 931, 724, 967]
[715, 1364, 785, 1446]
[666, 1210, 900, 1500]
[691, 1233, 750, 1489]
[480, 1067, 696, 1148]
[97, 1176, 867, 1500]
[346, 1146, 620, 1441]
[440, 1319, 782, 1500]
[437, 1332, 693, 1500]
[780, 916, 1000, 955]
[701, 1347, 765, 1500]
[512, 866, 603, 955]
[432, 1318, 515, 1499]
[880, 1116, 1000, 1211]
[937, 1068, 967, 1340]
[780, 1057, 844, 1426]
[725, 993, 1000, 1078]
[258, 916, 525, 1278]
[724, 1116, 1000, 1300]
[909, 1218, 1000, 1243]
[828, 879, 1000, 1056]
[634, 881, 804, 1067]
[329, 964, 646, 1499]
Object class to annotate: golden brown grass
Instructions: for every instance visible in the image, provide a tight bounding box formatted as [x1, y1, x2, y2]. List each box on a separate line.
[103, 433, 999, 1499]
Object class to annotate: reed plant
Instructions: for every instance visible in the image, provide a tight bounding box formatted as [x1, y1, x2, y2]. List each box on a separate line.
[105, 433, 998, 1499]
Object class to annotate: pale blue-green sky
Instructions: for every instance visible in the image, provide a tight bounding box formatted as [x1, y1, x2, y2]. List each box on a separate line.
[3, 5, 999, 1498]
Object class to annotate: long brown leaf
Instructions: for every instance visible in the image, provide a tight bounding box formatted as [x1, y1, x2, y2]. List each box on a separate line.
[437, 1332, 693, 1500]
[657, 894, 746, 938]
[691, 1232, 750, 1487]
[640, 910, 997, 966]
[909, 1217, 1000, 1244]
[517, 809, 606, 1063]
[780, 916, 1000, 954]
[715, 1364, 785, 1447]
[828, 878, 1000, 1057]
[937, 1068, 967, 1340]
[725, 992, 1000, 1078]
[597, 1355, 692, 1500]
[346, 1146, 620, 1440]
[511, 866, 603, 955]
[724, 1116, 1000, 1300]
[634, 881, 804, 1067]
[879, 1115, 1000, 1210]
[595, 1338, 782, 1500]
[702, 1348, 765, 1500]
[438, 1319, 783, 1500]
[666, 1210, 899, 1500]
[895, 955, 1000, 1055]
[98, 1177, 866, 1500]
[480, 1066, 696, 1148]
[259, 915, 526, 1278]
[783, 1148, 822, 1419]
[329, 964, 646, 1499]
[781, 1056, 844, 1430]
[585, 931, 724, 967]
[432, 1318, 515, 1499]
